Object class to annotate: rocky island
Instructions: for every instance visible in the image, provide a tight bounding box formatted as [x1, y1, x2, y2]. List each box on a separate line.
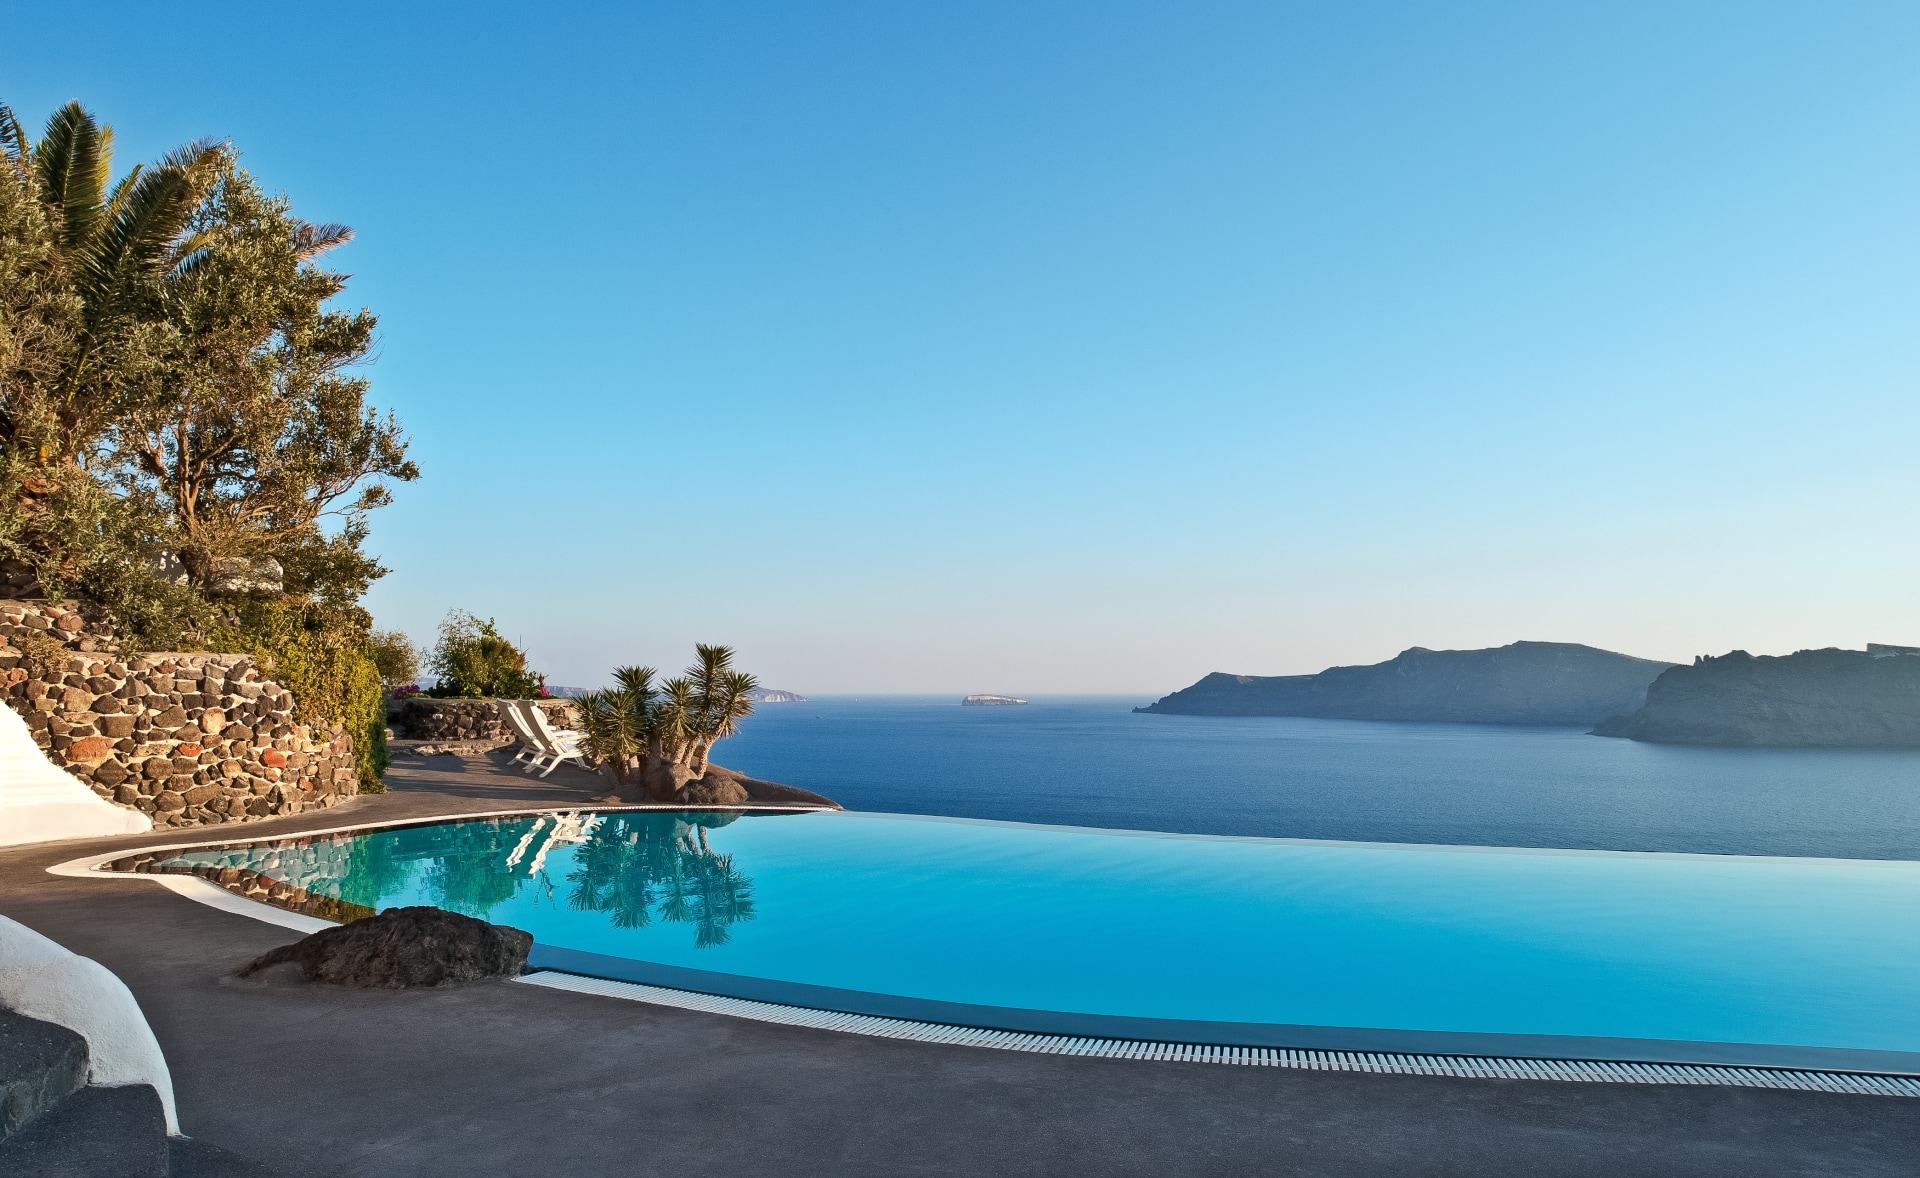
[748, 688, 808, 703]
[1591, 645, 1920, 747]
[963, 694, 1028, 706]
[1138, 641, 1675, 726]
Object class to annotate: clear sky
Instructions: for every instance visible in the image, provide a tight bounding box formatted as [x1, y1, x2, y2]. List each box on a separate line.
[8, 2, 1919, 694]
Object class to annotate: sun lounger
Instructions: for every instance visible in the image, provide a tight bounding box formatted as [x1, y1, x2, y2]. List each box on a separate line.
[496, 701, 542, 767]
[512, 700, 587, 777]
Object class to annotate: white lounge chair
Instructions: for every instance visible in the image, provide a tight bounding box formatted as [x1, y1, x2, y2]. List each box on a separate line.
[514, 700, 587, 778]
[498, 701, 552, 774]
[496, 701, 541, 767]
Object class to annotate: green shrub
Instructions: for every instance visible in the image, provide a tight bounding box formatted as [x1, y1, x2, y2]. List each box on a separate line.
[369, 628, 420, 687]
[428, 611, 542, 699]
[209, 599, 389, 792]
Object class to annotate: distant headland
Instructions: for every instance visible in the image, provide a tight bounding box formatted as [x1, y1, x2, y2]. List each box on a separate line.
[1137, 642, 1674, 727]
[964, 694, 1028, 706]
[1592, 645, 1920, 747]
[748, 689, 809, 703]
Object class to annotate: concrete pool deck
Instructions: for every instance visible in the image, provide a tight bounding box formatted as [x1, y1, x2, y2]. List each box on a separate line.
[3, 749, 1917, 1177]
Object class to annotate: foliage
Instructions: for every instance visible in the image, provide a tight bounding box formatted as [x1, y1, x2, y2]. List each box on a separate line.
[208, 598, 388, 791]
[0, 98, 415, 791]
[368, 627, 419, 687]
[575, 645, 757, 789]
[573, 664, 655, 780]
[112, 160, 416, 593]
[0, 97, 414, 616]
[0, 101, 224, 471]
[427, 610, 542, 699]
[10, 627, 67, 677]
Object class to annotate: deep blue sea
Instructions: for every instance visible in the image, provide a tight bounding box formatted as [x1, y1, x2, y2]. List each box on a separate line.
[717, 696, 1920, 860]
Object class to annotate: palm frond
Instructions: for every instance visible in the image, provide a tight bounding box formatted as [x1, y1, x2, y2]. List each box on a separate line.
[75, 140, 224, 325]
[613, 664, 658, 702]
[291, 219, 354, 260]
[0, 102, 29, 178]
[33, 101, 113, 255]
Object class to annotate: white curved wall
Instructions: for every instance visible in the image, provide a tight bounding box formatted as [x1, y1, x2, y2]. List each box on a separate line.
[0, 702, 150, 846]
[0, 913, 178, 1133]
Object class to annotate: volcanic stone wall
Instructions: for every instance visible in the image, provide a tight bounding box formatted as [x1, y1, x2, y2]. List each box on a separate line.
[395, 696, 576, 742]
[1, 599, 359, 828]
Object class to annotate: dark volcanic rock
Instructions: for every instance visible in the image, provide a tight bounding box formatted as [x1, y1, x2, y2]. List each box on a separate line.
[670, 763, 841, 809]
[235, 906, 533, 988]
[1591, 647, 1920, 748]
[733, 774, 842, 808]
[691, 767, 840, 813]
[1137, 641, 1675, 726]
[674, 768, 750, 806]
[610, 760, 841, 808]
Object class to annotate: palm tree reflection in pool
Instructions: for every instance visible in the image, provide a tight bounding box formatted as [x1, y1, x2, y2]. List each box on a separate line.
[566, 813, 757, 948]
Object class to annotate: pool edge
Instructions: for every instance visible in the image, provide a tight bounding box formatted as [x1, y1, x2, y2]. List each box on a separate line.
[525, 944, 1920, 1078]
[54, 811, 1920, 1086]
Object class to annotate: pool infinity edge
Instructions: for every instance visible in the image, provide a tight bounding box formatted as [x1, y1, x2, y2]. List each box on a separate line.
[47, 808, 1920, 1094]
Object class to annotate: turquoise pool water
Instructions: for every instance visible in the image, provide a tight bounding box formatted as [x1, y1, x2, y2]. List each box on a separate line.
[122, 810, 1920, 1068]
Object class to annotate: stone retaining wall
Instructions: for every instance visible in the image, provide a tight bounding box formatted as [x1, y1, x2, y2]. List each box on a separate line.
[394, 696, 576, 742]
[1, 600, 359, 829]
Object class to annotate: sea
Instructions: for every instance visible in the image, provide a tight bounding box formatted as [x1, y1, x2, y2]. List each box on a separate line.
[717, 696, 1920, 861]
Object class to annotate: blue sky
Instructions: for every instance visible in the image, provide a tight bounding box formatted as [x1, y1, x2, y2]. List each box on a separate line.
[8, 2, 1920, 693]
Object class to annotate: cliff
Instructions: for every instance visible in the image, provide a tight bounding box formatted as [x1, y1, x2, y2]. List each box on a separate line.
[1591, 647, 1920, 747]
[750, 689, 808, 703]
[1137, 641, 1676, 726]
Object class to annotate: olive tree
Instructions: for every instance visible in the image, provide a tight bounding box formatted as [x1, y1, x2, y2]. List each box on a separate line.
[116, 160, 417, 598]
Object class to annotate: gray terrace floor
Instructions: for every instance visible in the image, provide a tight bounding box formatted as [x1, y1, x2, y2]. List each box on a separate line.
[3, 748, 1917, 1177]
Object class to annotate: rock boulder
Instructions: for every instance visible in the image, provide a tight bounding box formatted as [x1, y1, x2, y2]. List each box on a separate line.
[602, 760, 840, 808]
[235, 906, 533, 988]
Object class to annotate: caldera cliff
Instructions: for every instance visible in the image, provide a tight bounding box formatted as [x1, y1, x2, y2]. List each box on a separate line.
[1591, 646, 1920, 748]
[1138, 641, 1676, 727]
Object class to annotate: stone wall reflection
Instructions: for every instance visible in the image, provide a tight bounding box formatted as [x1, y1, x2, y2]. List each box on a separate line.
[111, 811, 760, 948]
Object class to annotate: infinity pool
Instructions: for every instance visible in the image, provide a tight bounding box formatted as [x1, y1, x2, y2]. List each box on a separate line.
[109, 810, 1920, 1070]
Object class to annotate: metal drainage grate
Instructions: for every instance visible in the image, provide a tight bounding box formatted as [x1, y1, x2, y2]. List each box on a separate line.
[515, 972, 1920, 1098]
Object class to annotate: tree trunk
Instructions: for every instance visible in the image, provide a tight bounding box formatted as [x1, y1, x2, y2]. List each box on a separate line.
[178, 543, 215, 587]
[598, 757, 651, 802]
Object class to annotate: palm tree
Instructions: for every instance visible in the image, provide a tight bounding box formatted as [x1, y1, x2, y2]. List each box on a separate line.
[691, 669, 757, 773]
[575, 664, 658, 790]
[651, 676, 698, 769]
[0, 100, 224, 464]
[683, 644, 757, 773]
[579, 645, 762, 798]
